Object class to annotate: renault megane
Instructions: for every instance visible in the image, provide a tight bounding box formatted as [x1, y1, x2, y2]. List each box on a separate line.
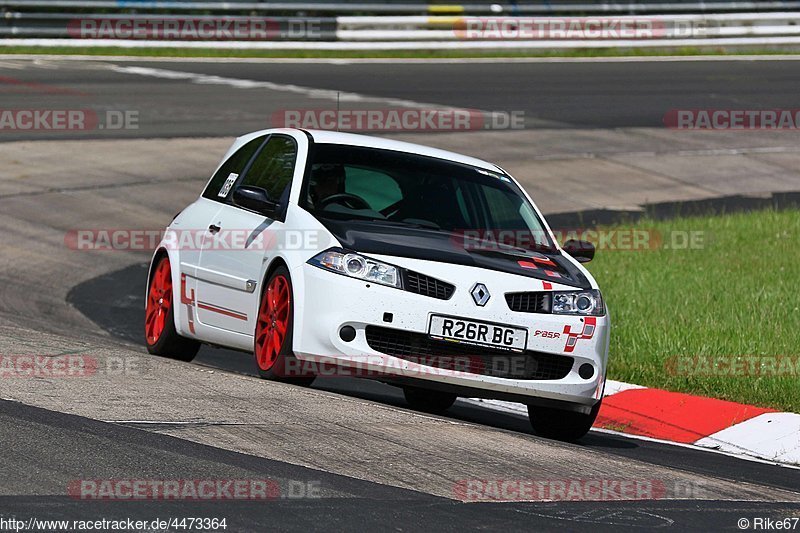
[145, 128, 609, 440]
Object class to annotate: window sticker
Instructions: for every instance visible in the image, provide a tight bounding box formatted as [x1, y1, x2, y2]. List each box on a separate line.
[218, 172, 238, 198]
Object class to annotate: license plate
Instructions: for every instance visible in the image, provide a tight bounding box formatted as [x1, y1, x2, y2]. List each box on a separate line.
[428, 315, 528, 352]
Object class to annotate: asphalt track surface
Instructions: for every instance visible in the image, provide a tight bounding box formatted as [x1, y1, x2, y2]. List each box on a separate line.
[121, 58, 800, 129]
[6, 398, 798, 532]
[1, 57, 799, 531]
[2, 56, 800, 139]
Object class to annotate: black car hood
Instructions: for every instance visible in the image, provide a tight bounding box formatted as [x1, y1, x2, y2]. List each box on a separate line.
[321, 218, 591, 289]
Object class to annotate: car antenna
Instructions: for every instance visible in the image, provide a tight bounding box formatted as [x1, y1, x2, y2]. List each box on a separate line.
[336, 91, 340, 132]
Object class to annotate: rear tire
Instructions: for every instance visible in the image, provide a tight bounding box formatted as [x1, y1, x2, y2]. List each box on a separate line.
[403, 387, 457, 414]
[528, 400, 602, 442]
[145, 256, 200, 362]
[254, 265, 315, 386]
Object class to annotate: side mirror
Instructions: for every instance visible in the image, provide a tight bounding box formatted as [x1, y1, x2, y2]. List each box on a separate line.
[233, 185, 279, 217]
[562, 239, 595, 263]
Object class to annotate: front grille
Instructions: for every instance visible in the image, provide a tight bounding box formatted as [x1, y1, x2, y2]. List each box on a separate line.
[506, 292, 551, 313]
[365, 325, 573, 380]
[404, 270, 455, 300]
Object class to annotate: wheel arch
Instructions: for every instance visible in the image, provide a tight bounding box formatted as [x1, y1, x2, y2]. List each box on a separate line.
[259, 255, 299, 350]
[145, 247, 170, 309]
[261, 256, 290, 295]
[146, 246, 189, 338]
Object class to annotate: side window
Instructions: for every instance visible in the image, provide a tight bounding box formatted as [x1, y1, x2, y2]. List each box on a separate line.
[202, 137, 264, 201]
[344, 167, 401, 211]
[241, 135, 297, 201]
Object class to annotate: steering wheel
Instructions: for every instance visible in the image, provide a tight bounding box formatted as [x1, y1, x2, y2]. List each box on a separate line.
[319, 193, 371, 211]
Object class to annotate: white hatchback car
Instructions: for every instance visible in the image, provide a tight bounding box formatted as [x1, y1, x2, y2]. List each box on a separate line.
[145, 128, 609, 440]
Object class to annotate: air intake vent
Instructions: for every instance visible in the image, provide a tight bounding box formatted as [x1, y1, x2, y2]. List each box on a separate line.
[404, 271, 455, 300]
[505, 292, 551, 313]
[365, 326, 573, 380]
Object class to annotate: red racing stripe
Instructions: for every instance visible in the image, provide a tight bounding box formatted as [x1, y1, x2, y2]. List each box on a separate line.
[595, 388, 775, 443]
[197, 301, 248, 321]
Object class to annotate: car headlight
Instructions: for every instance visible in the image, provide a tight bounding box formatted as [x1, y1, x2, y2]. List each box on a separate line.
[552, 289, 605, 316]
[309, 249, 401, 288]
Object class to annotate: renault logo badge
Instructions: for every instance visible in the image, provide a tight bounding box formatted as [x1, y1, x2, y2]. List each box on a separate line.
[471, 283, 490, 306]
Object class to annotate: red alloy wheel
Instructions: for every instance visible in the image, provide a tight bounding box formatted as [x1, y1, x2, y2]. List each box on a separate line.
[145, 258, 172, 346]
[255, 275, 291, 371]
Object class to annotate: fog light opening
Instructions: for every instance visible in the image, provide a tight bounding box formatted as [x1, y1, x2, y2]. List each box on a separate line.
[578, 363, 595, 380]
[339, 325, 357, 342]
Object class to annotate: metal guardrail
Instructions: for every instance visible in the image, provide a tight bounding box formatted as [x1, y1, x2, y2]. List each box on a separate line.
[0, 13, 339, 39]
[3, 1, 800, 14]
[5, 11, 800, 40]
[2, 1, 800, 48]
[337, 13, 800, 41]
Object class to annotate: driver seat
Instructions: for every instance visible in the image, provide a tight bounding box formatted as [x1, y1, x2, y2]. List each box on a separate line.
[309, 163, 346, 208]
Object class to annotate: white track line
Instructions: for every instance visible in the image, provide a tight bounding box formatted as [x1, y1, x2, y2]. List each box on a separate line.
[105, 63, 538, 125]
[108, 64, 475, 110]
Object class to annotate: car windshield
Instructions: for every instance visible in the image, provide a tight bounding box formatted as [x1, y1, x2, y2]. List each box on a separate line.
[302, 144, 555, 252]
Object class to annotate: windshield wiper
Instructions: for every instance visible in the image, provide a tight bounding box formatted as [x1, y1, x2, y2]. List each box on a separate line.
[468, 240, 556, 258]
[369, 219, 442, 230]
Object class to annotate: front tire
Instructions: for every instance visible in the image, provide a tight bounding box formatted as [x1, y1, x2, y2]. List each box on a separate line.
[403, 387, 457, 414]
[254, 266, 314, 386]
[528, 400, 601, 442]
[145, 256, 200, 361]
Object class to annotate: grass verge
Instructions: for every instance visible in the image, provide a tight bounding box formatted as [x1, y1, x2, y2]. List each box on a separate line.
[585, 208, 800, 412]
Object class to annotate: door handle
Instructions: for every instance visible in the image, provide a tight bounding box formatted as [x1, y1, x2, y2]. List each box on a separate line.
[208, 224, 221, 234]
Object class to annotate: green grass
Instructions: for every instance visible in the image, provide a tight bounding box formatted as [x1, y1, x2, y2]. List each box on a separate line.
[585, 208, 800, 412]
[1, 45, 799, 59]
